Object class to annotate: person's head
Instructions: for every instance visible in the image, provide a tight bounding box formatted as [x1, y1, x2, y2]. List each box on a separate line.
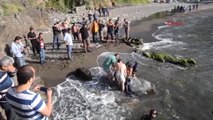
[0, 56, 15, 72]
[126, 64, 132, 69]
[67, 28, 71, 33]
[17, 65, 35, 86]
[117, 59, 122, 63]
[109, 19, 112, 23]
[54, 21, 59, 26]
[114, 53, 119, 59]
[38, 32, 43, 38]
[93, 20, 97, 23]
[82, 24, 86, 28]
[14, 36, 22, 43]
[30, 27, 34, 32]
[149, 109, 158, 119]
[124, 19, 126, 22]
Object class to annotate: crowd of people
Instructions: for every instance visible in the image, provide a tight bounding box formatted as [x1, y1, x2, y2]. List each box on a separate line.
[172, 3, 199, 13]
[9, 7, 131, 67]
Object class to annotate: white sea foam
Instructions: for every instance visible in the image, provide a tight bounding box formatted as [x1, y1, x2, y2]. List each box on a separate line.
[140, 25, 186, 51]
[52, 75, 127, 120]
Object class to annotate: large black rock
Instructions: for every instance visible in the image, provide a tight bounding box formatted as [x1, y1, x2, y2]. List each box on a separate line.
[74, 67, 92, 81]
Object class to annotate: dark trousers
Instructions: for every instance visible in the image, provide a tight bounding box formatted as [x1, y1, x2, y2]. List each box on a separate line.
[0, 102, 17, 120]
[124, 78, 132, 93]
[99, 30, 103, 41]
[107, 31, 114, 40]
[30, 40, 38, 55]
[92, 32, 98, 43]
[73, 32, 79, 41]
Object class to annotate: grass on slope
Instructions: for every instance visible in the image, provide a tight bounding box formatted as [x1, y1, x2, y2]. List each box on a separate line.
[1, 2, 23, 15]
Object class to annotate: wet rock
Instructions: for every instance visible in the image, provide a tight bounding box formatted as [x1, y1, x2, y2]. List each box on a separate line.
[129, 77, 156, 95]
[74, 67, 93, 81]
[141, 51, 197, 67]
[123, 37, 143, 48]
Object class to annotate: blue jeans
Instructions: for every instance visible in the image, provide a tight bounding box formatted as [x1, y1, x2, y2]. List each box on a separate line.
[39, 48, 45, 64]
[15, 56, 26, 68]
[66, 45, 72, 59]
[53, 34, 60, 49]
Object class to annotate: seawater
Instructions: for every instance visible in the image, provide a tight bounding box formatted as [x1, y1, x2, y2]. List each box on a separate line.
[51, 9, 213, 120]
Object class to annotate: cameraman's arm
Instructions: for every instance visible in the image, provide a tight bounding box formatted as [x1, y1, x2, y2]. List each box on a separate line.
[40, 88, 52, 117]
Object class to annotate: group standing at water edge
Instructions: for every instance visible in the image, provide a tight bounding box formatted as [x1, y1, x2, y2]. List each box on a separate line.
[8, 7, 131, 66]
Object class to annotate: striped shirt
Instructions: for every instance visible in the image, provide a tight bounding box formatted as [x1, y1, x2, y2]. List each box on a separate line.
[0, 71, 14, 102]
[6, 87, 47, 120]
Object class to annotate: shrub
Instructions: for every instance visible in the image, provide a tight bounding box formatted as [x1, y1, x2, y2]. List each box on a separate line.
[1, 3, 23, 15]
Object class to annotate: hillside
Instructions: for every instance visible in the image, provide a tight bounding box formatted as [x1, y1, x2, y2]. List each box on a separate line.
[0, 0, 151, 57]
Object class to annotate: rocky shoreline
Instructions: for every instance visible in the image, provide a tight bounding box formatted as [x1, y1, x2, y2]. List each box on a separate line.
[1, 1, 213, 120]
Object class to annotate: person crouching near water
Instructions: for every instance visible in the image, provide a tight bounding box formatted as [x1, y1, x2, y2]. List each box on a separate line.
[114, 59, 127, 92]
[102, 53, 119, 81]
[125, 60, 138, 93]
[37, 32, 46, 64]
[126, 60, 138, 78]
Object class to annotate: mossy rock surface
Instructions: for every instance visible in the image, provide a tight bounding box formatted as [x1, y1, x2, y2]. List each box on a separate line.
[123, 37, 143, 48]
[142, 51, 197, 67]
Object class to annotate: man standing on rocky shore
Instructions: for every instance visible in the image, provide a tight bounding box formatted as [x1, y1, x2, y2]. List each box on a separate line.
[52, 22, 62, 50]
[64, 28, 73, 60]
[27, 27, 38, 55]
[123, 19, 130, 39]
[10, 36, 26, 68]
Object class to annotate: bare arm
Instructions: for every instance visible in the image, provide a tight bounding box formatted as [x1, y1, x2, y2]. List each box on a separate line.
[40, 88, 52, 117]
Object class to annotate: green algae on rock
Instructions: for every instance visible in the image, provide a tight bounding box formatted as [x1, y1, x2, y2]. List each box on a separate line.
[142, 51, 197, 67]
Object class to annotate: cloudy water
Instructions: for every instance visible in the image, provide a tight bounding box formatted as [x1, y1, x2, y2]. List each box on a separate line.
[139, 9, 213, 120]
[51, 10, 213, 120]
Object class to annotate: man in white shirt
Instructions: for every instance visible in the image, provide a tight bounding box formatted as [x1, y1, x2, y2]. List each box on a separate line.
[64, 28, 73, 60]
[10, 36, 26, 68]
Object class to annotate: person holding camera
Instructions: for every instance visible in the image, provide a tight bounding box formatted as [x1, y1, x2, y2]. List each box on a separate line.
[6, 65, 53, 120]
[10, 36, 27, 68]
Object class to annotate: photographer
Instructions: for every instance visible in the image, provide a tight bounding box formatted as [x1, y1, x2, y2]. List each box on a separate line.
[6, 65, 53, 119]
[10, 36, 27, 68]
